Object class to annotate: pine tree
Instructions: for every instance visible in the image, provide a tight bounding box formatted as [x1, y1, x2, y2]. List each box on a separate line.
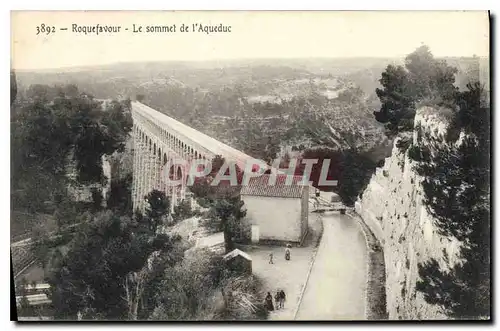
[410, 83, 490, 319]
[374, 45, 458, 136]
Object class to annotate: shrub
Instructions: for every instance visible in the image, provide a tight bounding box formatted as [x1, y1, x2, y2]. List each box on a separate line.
[172, 199, 195, 223]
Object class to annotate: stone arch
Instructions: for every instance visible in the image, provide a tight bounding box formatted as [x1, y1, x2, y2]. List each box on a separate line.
[176, 166, 182, 181]
[168, 164, 176, 180]
[163, 153, 167, 165]
[153, 143, 157, 155]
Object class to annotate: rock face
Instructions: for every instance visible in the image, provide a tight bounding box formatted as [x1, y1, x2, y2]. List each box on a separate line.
[355, 107, 462, 320]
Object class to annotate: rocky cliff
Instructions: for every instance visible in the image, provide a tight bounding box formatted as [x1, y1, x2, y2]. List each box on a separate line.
[355, 106, 462, 320]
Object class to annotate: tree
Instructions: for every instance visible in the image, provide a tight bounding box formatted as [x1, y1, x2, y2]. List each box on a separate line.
[263, 135, 280, 164]
[107, 173, 133, 215]
[53, 198, 80, 228]
[149, 249, 225, 320]
[11, 85, 132, 213]
[409, 82, 490, 319]
[374, 64, 415, 134]
[91, 188, 103, 212]
[295, 148, 342, 190]
[293, 148, 376, 205]
[374, 45, 458, 136]
[206, 196, 247, 253]
[144, 190, 171, 233]
[48, 210, 180, 320]
[335, 150, 377, 206]
[172, 199, 194, 223]
[187, 156, 247, 251]
[189, 155, 243, 204]
[11, 70, 17, 105]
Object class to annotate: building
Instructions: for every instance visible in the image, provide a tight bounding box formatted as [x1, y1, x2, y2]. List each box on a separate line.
[241, 174, 309, 245]
[223, 249, 252, 275]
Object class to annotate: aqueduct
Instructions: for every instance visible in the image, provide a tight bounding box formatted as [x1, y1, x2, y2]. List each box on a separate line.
[131, 101, 259, 211]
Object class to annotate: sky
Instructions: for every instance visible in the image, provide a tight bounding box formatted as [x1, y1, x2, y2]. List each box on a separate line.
[11, 11, 490, 70]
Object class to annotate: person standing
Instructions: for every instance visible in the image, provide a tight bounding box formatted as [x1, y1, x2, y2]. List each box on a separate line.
[265, 292, 274, 311]
[274, 291, 281, 309]
[279, 289, 286, 308]
[285, 244, 291, 261]
[269, 252, 274, 264]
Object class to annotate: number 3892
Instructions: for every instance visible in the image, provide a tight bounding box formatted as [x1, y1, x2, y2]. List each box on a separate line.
[36, 24, 56, 35]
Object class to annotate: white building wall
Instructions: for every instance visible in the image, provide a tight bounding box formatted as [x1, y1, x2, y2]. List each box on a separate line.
[241, 196, 302, 242]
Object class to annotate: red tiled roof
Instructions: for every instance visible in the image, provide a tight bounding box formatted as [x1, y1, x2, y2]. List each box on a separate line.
[240, 174, 307, 199]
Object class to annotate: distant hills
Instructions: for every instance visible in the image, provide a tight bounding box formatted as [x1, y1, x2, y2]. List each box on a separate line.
[15, 56, 489, 100]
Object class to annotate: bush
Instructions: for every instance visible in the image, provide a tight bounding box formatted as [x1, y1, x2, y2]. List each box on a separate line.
[216, 275, 269, 320]
[149, 249, 225, 320]
[172, 200, 194, 223]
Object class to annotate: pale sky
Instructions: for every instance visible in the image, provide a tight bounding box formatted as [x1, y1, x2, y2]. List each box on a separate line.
[11, 11, 490, 70]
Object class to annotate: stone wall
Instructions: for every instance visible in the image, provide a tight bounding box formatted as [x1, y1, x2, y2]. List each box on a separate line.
[242, 195, 303, 242]
[355, 107, 462, 320]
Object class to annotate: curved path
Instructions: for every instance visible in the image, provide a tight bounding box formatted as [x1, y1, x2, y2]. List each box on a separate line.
[295, 213, 368, 320]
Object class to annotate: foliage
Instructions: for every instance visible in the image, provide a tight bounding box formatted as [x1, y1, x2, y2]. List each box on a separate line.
[48, 210, 181, 320]
[293, 148, 377, 206]
[284, 90, 382, 152]
[149, 249, 225, 320]
[217, 275, 269, 320]
[11, 84, 132, 213]
[30, 223, 52, 269]
[395, 135, 412, 154]
[11, 99, 74, 212]
[144, 190, 171, 232]
[205, 196, 247, 253]
[11, 70, 17, 105]
[295, 148, 343, 191]
[90, 188, 104, 212]
[148, 249, 267, 321]
[187, 156, 248, 249]
[106, 173, 133, 215]
[335, 149, 377, 206]
[172, 199, 194, 223]
[138, 238, 188, 319]
[53, 198, 81, 228]
[374, 45, 458, 136]
[410, 83, 490, 319]
[189, 155, 243, 203]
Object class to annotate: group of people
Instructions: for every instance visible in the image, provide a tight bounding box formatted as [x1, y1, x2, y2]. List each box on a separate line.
[264, 290, 286, 311]
[264, 244, 292, 312]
